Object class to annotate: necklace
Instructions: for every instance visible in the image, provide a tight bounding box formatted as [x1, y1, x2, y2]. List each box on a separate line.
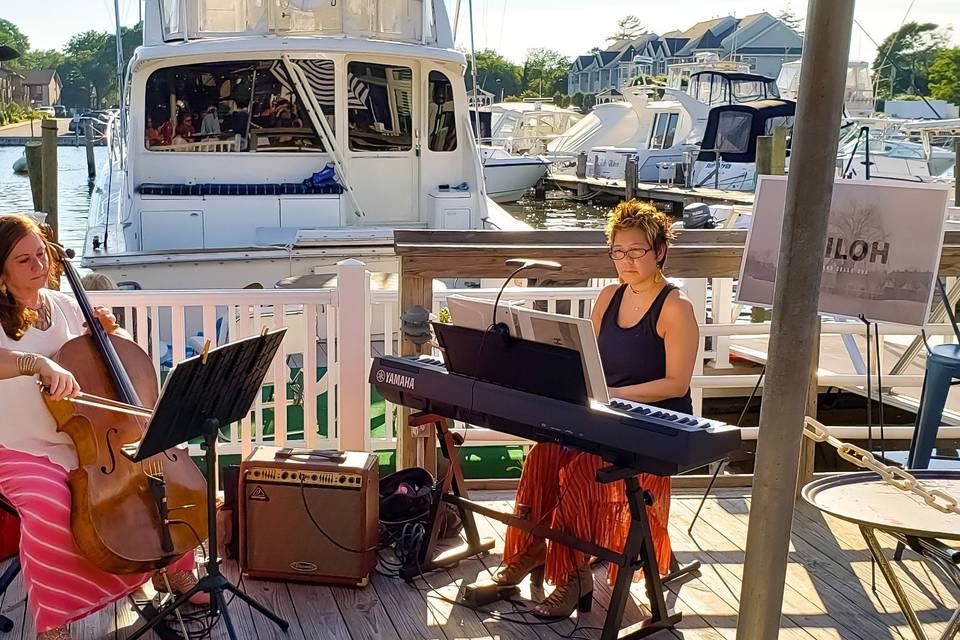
[627, 283, 659, 312]
[29, 295, 51, 331]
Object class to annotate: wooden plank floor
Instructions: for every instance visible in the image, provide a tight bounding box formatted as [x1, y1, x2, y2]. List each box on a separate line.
[4, 489, 958, 639]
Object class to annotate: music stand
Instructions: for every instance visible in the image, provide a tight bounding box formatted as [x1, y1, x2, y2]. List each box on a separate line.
[126, 329, 290, 640]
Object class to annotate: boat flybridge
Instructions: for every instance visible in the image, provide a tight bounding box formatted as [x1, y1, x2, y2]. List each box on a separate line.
[83, 0, 525, 290]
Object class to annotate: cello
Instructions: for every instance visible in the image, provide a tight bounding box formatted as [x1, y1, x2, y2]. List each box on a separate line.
[42, 246, 208, 574]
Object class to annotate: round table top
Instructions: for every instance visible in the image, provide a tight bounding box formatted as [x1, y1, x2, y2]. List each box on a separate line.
[802, 470, 960, 539]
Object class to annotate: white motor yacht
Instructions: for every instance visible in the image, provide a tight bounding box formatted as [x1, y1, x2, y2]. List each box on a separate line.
[83, 0, 524, 290]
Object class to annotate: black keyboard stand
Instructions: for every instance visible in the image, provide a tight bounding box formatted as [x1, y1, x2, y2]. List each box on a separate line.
[398, 412, 496, 582]
[411, 412, 697, 639]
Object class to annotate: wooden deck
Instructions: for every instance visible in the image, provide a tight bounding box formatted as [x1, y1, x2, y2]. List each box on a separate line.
[545, 174, 755, 211]
[5, 489, 957, 639]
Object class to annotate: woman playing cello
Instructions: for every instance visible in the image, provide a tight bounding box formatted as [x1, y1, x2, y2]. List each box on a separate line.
[0, 214, 206, 640]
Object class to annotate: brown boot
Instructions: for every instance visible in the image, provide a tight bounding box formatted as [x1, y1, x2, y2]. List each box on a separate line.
[492, 539, 546, 587]
[37, 626, 72, 640]
[532, 565, 593, 619]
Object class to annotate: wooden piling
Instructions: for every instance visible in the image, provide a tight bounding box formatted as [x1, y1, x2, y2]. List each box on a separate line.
[576, 151, 588, 197]
[24, 142, 43, 212]
[624, 156, 637, 201]
[534, 179, 546, 200]
[755, 135, 773, 177]
[772, 127, 788, 175]
[85, 121, 96, 181]
[40, 119, 58, 241]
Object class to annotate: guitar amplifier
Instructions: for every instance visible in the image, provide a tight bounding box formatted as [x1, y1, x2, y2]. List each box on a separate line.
[239, 446, 378, 587]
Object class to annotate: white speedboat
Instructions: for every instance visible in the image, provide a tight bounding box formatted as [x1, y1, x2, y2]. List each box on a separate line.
[481, 146, 549, 203]
[548, 66, 782, 183]
[83, 0, 525, 290]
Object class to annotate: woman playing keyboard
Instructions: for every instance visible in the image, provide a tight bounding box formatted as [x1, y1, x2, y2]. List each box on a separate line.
[494, 200, 700, 619]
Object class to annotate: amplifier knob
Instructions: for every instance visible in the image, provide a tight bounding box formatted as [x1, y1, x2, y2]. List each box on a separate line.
[281, 472, 288, 480]
[311, 474, 318, 481]
[338, 475, 346, 484]
[253, 470, 260, 477]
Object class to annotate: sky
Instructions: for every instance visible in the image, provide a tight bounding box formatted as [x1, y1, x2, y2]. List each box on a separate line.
[3, 0, 958, 65]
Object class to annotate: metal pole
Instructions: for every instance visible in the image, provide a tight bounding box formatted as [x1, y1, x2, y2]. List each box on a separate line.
[735, 2, 855, 638]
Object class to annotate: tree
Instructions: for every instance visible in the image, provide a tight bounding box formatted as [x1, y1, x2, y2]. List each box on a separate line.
[18, 49, 65, 72]
[607, 15, 645, 44]
[0, 19, 29, 60]
[776, 4, 804, 33]
[60, 30, 112, 108]
[929, 47, 960, 105]
[93, 22, 143, 106]
[522, 48, 570, 97]
[872, 22, 950, 99]
[466, 49, 522, 100]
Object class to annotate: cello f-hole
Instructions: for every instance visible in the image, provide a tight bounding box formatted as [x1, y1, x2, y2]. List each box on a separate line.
[100, 428, 121, 475]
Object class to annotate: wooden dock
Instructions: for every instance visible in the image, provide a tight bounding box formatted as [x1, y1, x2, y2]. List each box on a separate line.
[544, 173, 755, 213]
[16, 489, 957, 639]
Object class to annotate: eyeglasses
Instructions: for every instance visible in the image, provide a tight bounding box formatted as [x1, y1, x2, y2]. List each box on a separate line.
[608, 247, 652, 260]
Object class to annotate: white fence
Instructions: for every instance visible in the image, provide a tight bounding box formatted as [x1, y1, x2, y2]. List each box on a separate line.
[89, 261, 959, 460]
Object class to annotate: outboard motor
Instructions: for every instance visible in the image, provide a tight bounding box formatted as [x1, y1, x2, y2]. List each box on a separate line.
[682, 203, 716, 229]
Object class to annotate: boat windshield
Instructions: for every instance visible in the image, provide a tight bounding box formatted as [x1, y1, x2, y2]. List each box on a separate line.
[160, 0, 437, 44]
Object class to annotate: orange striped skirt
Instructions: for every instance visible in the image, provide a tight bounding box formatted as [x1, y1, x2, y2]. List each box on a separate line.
[504, 442, 671, 587]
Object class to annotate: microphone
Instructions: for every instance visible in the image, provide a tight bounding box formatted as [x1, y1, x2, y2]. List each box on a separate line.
[491, 259, 563, 337]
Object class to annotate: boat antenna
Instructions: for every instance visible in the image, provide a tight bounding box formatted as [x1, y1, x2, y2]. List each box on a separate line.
[467, 0, 487, 198]
[113, 0, 127, 149]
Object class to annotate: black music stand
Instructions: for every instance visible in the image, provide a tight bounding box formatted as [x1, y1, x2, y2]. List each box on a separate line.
[126, 329, 290, 640]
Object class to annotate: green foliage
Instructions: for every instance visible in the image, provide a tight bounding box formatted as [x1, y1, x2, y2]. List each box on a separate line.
[0, 102, 40, 126]
[466, 48, 522, 99]
[0, 19, 29, 63]
[872, 22, 950, 99]
[522, 48, 569, 97]
[0, 19, 143, 109]
[929, 47, 960, 105]
[18, 49, 65, 72]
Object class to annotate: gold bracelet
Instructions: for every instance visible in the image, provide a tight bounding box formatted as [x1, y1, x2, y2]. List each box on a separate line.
[16, 353, 40, 376]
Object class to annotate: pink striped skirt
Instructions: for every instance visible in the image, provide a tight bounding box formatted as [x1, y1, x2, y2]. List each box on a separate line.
[0, 449, 194, 632]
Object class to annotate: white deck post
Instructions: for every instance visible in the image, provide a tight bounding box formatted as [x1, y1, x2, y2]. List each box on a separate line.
[336, 259, 372, 452]
[712, 277, 734, 368]
[684, 277, 708, 414]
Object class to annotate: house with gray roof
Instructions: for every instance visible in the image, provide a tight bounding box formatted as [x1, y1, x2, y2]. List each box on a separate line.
[567, 12, 802, 96]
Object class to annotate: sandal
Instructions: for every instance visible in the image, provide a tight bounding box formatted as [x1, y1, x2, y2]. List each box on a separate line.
[37, 626, 72, 640]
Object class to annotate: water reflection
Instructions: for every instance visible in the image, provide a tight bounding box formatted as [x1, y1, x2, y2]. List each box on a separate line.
[0, 146, 104, 259]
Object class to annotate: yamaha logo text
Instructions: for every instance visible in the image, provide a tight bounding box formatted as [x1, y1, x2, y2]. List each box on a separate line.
[381, 370, 415, 390]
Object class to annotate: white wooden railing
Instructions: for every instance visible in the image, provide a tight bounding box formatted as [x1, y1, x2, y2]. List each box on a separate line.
[89, 261, 959, 459]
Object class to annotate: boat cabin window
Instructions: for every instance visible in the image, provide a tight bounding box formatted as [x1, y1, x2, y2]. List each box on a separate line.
[714, 112, 753, 154]
[763, 115, 794, 137]
[347, 62, 413, 152]
[144, 60, 335, 153]
[649, 112, 679, 150]
[428, 71, 457, 152]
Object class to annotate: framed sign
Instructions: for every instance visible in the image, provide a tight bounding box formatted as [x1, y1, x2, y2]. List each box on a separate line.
[738, 175, 950, 326]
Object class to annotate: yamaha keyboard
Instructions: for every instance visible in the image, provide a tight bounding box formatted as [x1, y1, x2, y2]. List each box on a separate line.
[372, 355, 740, 476]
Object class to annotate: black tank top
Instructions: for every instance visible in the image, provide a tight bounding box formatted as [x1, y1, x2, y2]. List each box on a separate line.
[597, 283, 694, 414]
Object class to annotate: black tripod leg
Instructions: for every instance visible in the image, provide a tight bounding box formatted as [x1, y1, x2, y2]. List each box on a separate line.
[687, 458, 727, 537]
[215, 589, 239, 640]
[126, 584, 205, 640]
[223, 580, 291, 630]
